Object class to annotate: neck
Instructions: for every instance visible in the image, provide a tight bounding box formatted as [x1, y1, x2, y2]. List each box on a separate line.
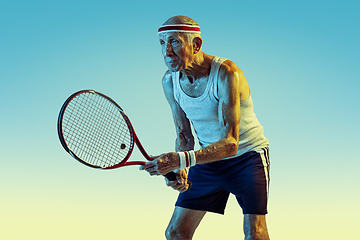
[181, 52, 213, 81]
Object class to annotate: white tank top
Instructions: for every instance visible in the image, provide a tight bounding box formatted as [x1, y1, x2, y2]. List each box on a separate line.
[172, 57, 269, 158]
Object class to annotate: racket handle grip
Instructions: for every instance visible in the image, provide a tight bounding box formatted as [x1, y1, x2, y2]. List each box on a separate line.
[164, 171, 177, 181]
[164, 172, 192, 189]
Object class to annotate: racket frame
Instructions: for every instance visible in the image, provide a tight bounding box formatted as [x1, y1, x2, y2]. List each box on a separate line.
[57, 90, 151, 169]
[57, 89, 180, 183]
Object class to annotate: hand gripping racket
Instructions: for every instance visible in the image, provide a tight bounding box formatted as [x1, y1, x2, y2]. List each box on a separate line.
[57, 90, 180, 182]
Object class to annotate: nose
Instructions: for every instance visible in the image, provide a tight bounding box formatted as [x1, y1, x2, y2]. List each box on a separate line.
[165, 42, 174, 57]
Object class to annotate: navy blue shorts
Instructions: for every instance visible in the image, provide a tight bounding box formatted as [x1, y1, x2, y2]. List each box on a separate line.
[175, 147, 270, 215]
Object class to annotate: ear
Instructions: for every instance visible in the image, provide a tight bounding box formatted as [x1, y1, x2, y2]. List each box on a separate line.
[193, 37, 202, 54]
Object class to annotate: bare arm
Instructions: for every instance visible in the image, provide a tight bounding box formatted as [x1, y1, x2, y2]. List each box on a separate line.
[140, 61, 248, 179]
[162, 71, 195, 153]
[196, 61, 243, 163]
[140, 71, 193, 192]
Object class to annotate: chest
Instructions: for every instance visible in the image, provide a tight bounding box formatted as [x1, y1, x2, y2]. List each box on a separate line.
[179, 74, 209, 98]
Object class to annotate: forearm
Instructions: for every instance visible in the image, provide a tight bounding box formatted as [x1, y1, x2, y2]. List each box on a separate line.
[194, 137, 238, 164]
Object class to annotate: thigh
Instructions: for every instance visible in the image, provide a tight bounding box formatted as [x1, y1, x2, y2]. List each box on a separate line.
[176, 162, 230, 214]
[223, 148, 270, 214]
[166, 206, 206, 239]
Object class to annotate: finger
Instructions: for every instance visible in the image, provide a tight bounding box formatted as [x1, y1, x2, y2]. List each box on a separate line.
[147, 166, 162, 176]
[176, 184, 189, 193]
[139, 161, 155, 170]
[166, 178, 178, 187]
[167, 179, 182, 189]
[179, 183, 190, 193]
[170, 179, 190, 192]
[149, 171, 161, 176]
[175, 171, 183, 184]
[149, 154, 161, 160]
[172, 183, 184, 191]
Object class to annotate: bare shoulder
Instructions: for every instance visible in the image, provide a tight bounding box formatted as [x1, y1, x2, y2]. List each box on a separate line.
[162, 70, 176, 104]
[162, 70, 173, 87]
[218, 59, 250, 101]
[162, 70, 174, 94]
[219, 59, 244, 79]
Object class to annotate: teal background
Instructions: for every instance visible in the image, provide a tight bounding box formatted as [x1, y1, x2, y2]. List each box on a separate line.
[1, 0, 359, 239]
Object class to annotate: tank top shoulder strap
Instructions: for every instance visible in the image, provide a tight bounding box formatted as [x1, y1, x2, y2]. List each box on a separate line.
[209, 57, 227, 100]
[172, 71, 181, 103]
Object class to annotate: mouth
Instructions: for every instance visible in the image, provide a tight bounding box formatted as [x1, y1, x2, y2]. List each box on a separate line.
[166, 59, 180, 68]
[164, 57, 181, 71]
[166, 58, 177, 64]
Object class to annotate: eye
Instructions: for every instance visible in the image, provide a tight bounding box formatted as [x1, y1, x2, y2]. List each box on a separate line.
[171, 39, 180, 45]
[160, 39, 165, 45]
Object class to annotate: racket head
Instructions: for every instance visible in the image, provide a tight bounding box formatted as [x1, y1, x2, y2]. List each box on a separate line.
[58, 90, 136, 169]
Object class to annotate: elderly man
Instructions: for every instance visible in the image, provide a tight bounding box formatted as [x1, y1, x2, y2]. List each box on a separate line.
[140, 15, 270, 240]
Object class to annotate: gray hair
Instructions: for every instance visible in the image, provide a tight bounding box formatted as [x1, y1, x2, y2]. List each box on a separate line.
[162, 15, 202, 44]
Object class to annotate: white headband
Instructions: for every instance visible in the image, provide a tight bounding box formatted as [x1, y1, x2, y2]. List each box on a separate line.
[158, 24, 201, 34]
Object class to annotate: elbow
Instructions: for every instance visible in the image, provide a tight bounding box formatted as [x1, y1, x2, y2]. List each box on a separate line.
[227, 139, 238, 157]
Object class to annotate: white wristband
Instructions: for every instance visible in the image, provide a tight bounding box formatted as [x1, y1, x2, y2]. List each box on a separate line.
[177, 151, 196, 170]
[188, 150, 196, 167]
[178, 152, 187, 170]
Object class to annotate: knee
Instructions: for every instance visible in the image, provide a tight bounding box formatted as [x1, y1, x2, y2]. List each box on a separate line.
[165, 224, 174, 240]
[244, 214, 270, 240]
[165, 224, 192, 240]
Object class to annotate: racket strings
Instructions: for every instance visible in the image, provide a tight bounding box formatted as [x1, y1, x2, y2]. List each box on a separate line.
[81, 94, 130, 166]
[63, 95, 108, 166]
[64, 95, 129, 167]
[61, 92, 133, 168]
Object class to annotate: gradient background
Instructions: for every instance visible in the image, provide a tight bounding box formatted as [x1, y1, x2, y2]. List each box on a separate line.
[1, 0, 359, 239]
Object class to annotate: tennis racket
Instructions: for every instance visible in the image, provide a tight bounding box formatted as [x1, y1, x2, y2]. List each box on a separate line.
[57, 89, 179, 182]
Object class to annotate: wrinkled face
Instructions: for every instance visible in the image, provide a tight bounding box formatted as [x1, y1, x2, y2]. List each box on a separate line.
[159, 32, 194, 72]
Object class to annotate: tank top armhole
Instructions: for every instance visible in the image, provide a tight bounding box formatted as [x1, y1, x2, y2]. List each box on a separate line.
[211, 57, 227, 101]
[172, 71, 181, 104]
